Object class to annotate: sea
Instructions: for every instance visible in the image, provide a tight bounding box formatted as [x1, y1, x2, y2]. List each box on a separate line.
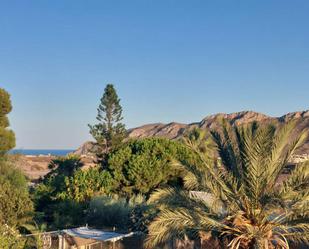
[9, 149, 75, 156]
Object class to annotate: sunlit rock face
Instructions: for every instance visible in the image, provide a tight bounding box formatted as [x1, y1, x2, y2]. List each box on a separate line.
[125, 110, 309, 156]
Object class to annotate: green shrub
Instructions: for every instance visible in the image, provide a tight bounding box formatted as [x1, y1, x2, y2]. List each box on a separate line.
[0, 225, 26, 249]
[0, 159, 34, 248]
[33, 156, 113, 229]
[0, 160, 33, 228]
[130, 202, 157, 233]
[104, 138, 198, 196]
[86, 195, 145, 230]
[50, 200, 87, 229]
[47, 154, 83, 177]
[62, 167, 113, 202]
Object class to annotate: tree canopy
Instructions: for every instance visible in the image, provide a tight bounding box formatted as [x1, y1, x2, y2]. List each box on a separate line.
[0, 88, 15, 154]
[104, 137, 199, 196]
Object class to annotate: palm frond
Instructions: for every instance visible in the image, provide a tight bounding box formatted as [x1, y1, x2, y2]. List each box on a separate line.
[241, 125, 275, 209]
[266, 123, 307, 190]
[146, 122, 309, 249]
[145, 208, 199, 248]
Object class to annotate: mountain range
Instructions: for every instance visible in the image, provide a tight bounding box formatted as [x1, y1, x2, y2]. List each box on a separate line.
[76, 110, 309, 156]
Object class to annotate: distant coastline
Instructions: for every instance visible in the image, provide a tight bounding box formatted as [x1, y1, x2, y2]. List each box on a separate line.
[9, 149, 74, 156]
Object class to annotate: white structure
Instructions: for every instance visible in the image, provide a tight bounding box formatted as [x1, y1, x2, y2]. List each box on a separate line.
[23, 227, 135, 249]
[58, 227, 134, 249]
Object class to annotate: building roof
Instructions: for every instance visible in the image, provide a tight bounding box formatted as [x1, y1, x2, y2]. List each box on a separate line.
[62, 227, 134, 242]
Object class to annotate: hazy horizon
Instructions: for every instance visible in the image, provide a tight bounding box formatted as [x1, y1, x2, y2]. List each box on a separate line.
[1, 1, 309, 149]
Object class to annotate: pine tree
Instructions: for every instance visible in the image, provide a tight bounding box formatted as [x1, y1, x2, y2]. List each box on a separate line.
[0, 88, 15, 154]
[89, 84, 126, 155]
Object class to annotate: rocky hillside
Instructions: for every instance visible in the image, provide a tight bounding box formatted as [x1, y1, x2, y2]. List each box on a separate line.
[76, 110, 309, 156]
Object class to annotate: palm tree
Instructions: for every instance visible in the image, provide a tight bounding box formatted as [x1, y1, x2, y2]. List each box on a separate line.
[145, 122, 309, 249]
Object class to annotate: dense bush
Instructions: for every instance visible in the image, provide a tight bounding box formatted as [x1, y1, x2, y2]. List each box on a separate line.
[47, 154, 83, 177]
[34, 155, 84, 208]
[49, 200, 87, 229]
[130, 201, 157, 233]
[33, 156, 113, 229]
[33, 138, 200, 230]
[86, 195, 145, 230]
[62, 167, 113, 202]
[104, 138, 198, 196]
[0, 159, 33, 227]
[0, 225, 26, 249]
[33, 156, 83, 227]
[0, 158, 34, 247]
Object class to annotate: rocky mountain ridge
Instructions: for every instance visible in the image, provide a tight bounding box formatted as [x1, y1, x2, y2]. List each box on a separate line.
[76, 110, 309, 156]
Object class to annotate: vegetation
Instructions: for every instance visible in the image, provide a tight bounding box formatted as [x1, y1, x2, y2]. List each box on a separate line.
[89, 84, 126, 157]
[33, 155, 114, 229]
[146, 123, 309, 249]
[0, 88, 15, 154]
[0, 88, 35, 248]
[47, 154, 84, 177]
[0, 160, 33, 228]
[0, 225, 26, 249]
[63, 167, 113, 202]
[103, 137, 198, 196]
[3, 86, 308, 248]
[33, 138, 195, 229]
[0, 160, 34, 249]
[33, 156, 86, 228]
[86, 195, 146, 230]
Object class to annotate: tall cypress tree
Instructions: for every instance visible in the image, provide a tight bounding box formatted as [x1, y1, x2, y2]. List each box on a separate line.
[0, 88, 15, 154]
[89, 84, 126, 155]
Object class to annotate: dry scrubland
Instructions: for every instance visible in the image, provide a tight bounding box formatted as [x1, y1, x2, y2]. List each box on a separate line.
[13, 154, 96, 181]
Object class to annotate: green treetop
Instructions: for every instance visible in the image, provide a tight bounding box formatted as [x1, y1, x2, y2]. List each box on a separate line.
[89, 84, 126, 155]
[0, 88, 15, 154]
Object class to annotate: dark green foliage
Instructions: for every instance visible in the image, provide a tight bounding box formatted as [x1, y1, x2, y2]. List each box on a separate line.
[47, 154, 83, 177]
[33, 156, 84, 227]
[33, 156, 113, 229]
[49, 200, 87, 229]
[130, 203, 157, 233]
[33, 138, 198, 230]
[0, 88, 15, 154]
[34, 155, 83, 209]
[86, 195, 145, 230]
[89, 84, 126, 155]
[104, 138, 198, 196]
[0, 88, 12, 114]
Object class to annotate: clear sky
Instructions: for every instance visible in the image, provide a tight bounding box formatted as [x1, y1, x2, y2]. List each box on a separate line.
[1, 1, 309, 149]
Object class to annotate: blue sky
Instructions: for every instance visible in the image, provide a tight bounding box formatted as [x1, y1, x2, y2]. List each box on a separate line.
[1, 1, 309, 149]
